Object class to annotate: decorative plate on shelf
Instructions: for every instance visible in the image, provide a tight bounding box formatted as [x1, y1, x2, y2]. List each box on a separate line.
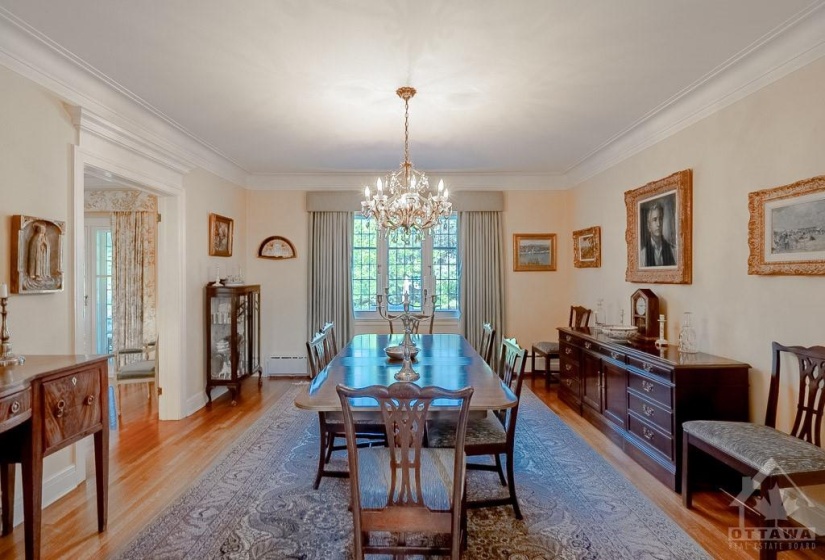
[385, 345, 420, 361]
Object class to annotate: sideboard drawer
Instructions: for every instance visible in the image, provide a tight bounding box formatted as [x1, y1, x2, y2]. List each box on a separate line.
[628, 392, 673, 434]
[560, 342, 579, 363]
[42, 370, 103, 450]
[627, 372, 673, 410]
[0, 388, 32, 432]
[628, 414, 674, 461]
[627, 355, 672, 381]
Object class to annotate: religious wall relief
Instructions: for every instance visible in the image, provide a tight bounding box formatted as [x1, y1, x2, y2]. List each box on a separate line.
[11, 215, 65, 294]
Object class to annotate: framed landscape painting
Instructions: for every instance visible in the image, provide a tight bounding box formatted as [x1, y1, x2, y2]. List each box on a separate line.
[513, 233, 556, 271]
[573, 226, 601, 268]
[625, 169, 692, 284]
[748, 175, 825, 275]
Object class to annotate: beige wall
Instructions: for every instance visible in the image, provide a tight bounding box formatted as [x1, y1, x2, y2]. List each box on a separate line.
[568, 57, 825, 429]
[182, 169, 248, 400]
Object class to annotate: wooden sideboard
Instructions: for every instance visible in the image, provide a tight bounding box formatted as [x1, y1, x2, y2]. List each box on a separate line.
[0, 355, 109, 560]
[557, 327, 749, 491]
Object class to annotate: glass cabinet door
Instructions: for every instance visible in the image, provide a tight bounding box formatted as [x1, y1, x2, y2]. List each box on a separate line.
[209, 293, 233, 380]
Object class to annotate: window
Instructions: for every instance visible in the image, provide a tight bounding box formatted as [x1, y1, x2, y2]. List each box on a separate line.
[352, 215, 459, 315]
[84, 221, 113, 355]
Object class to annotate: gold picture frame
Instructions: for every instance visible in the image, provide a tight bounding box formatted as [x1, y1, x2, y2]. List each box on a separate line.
[513, 233, 557, 272]
[573, 226, 601, 268]
[625, 169, 692, 284]
[748, 175, 825, 275]
[209, 213, 234, 257]
[258, 236, 296, 260]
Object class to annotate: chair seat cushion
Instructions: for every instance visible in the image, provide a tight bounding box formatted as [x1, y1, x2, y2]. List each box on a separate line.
[116, 360, 155, 380]
[357, 447, 461, 511]
[684, 420, 825, 475]
[533, 341, 559, 355]
[427, 410, 506, 448]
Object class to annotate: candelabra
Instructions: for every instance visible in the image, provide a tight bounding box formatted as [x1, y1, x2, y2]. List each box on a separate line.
[0, 297, 25, 366]
[376, 287, 436, 381]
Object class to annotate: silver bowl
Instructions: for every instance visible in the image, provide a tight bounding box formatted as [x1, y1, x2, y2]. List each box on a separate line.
[384, 345, 420, 361]
[602, 325, 639, 341]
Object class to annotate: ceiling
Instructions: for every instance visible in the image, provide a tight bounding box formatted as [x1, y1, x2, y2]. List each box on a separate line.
[1, 0, 823, 185]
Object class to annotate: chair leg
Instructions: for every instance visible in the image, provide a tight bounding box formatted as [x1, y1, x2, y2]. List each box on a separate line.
[494, 454, 506, 486]
[682, 435, 692, 509]
[314, 429, 327, 490]
[116, 385, 122, 417]
[506, 451, 522, 520]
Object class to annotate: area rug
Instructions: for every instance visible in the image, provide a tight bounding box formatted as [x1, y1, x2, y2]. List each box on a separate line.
[115, 384, 709, 559]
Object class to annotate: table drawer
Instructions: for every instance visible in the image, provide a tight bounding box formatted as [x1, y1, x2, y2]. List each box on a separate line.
[627, 355, 672, 381]
[628, 372, 673, 409]
[0, 388, 32, 431]
[628, 414, 674, 461]
[42, 370, 103, 450]
[628, 392, 672, 434]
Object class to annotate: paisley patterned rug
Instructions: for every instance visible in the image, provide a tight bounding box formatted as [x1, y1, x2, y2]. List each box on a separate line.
[115, 385, 709, 559]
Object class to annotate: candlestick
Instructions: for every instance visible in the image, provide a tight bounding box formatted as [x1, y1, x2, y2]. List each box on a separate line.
[0, 296, 25, 366]
[0, 283, 7, 298]
[654, 314, 668, 349]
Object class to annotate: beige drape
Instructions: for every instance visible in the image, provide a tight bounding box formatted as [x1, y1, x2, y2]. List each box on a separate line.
[459, 211, 506, 360]
[111, 211, 157, 353]
[307, 212, 353, 344]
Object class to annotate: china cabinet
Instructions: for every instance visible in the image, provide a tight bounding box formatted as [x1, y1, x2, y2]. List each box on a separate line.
[205, 284, 262, 405]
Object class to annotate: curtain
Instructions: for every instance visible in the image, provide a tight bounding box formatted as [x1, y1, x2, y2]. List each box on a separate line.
[307, 212, 353, 345]
[111, 211, 157, 353]
[459, 211, 505, 358]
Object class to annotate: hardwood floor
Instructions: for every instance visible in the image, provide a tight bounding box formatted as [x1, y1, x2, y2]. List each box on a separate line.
[0, 375, 822, 559]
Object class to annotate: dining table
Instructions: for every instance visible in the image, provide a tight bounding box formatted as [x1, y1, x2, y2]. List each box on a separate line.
[293, 333, 517, 412]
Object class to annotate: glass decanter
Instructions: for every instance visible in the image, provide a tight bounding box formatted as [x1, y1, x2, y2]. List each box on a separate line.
[678, 312, 698, 354]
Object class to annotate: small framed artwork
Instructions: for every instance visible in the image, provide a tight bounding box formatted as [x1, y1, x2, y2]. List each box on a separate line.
[747, 175, 825, 275]
[573, 226, 601, 268]
[513, 233, 557, 272]
[10, 215, 66, 294]
[625, 169, 692, 284]
[258, 236, 296, 259]
[209, 213, 234, 257]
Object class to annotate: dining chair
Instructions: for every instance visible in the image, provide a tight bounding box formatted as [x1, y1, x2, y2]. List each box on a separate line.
[682, 342, 825, 559]
[427, 336, 528, 519]
[337, 382, 474, 559]
[531, 305, 591, 384]
[306, 329, 385, 489]
[479, 322, 496, 367]
[114, 339, 158, 416]
[320, 321, 338, 356]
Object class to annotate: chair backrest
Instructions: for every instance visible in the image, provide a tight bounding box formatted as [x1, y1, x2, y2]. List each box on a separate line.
[496, 337, 528, 442]
[115, 339, 158, 378]
[569, 305, 592, 328]
[766, 342, 825, 446]
[320, 321, 338, 356]
[336, 382, 473, 532]
[305, 330, 331, 379]
[479, 322, 496, 366]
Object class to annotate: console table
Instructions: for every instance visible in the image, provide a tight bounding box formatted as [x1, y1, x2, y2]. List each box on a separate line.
[557, 327, 749, 491]
[0, 355, 109, 560]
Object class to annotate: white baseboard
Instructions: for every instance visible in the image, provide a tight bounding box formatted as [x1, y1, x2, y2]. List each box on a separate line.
[11, 458, 82, 527]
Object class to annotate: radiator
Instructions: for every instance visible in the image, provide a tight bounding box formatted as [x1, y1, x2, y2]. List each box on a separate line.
[266, 355, 308, 376]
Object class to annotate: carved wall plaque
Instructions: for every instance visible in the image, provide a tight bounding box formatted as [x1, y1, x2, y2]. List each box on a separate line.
[11, 215, 66, 294]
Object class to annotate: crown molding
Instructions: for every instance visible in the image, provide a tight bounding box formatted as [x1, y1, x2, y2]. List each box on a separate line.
[566, 2, 825, 186]
[246, 171, 568, 191]
[0, 7, 248, 185]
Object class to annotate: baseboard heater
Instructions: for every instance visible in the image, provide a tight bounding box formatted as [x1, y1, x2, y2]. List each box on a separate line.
[265, 355, 308, 376]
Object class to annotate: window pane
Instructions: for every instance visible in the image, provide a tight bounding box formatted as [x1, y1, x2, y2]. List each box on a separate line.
[352, 215, 377, 311]
[432, 215, 459, 311]
[388, 235, 422, 311]
[95, 229, 113, 354]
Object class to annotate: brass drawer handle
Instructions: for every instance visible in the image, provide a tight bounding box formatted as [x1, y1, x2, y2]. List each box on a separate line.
[564, 335, 571, 342]
[564, 379, 572, 387]
[641, 380, 654, 393]
[55, 399, 66, 418]
[642, 404, 655, 417]
[642, 362, 653, 372]
[643, 427, 654, 441]
[584, 342, 592, 350]
[85, 395, 95, 406]
[565, 364, 572, 371]
[565, 347, 572, 355]
[11, 401, 20, 414]
[610, 351, 620, 360]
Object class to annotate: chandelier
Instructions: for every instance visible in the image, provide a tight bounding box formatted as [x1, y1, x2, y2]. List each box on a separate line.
[361, 86, 452, 242]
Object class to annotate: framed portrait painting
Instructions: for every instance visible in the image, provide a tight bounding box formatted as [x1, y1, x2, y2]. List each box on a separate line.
[573, 226, 601, 268]
[513, 233, 556, 271]
[209, 213, 234, 257]
[747, 175, 825, 275]
[625, 169, 692, 284]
